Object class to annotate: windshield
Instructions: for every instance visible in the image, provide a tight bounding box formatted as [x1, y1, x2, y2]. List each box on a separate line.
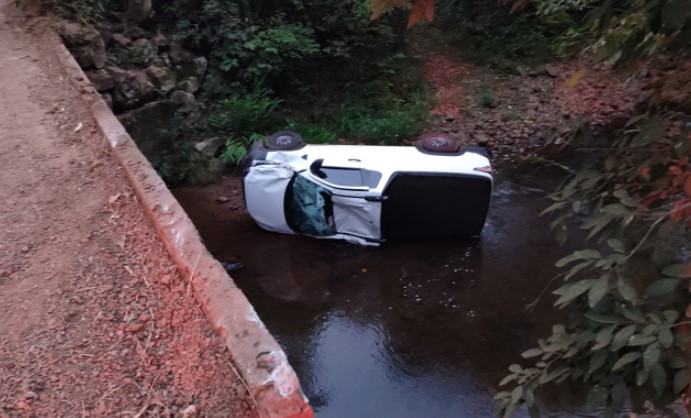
[285, 174, 337, 236]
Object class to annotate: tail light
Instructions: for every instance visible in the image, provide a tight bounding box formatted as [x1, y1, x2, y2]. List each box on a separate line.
[474, 166, 493, 174]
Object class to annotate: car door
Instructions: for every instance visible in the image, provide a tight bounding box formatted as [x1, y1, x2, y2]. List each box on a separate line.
[305, 161, 384, 242]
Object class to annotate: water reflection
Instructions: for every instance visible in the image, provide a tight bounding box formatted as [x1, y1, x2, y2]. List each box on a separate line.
[174, 167, 595, 418]
[296, 312, 503, 418]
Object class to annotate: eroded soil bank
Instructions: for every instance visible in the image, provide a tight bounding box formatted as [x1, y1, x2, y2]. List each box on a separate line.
[0, 4, 256, 417]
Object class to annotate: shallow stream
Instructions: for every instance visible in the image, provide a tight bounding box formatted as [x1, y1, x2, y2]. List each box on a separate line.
[174, 165, 596, 418]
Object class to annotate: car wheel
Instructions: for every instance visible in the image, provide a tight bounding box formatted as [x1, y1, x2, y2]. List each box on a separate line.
[267, 131, 304, 150]
[418, 132, 459, 153]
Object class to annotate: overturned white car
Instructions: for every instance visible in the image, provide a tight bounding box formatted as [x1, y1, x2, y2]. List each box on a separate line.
[242, 131, 493, 247]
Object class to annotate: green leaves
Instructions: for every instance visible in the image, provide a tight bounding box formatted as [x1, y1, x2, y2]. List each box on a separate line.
[591, 325, 615, 350]
[553, 280, 595, 308]
[651, 363, 667, 393]
[630, 120, 665, 147]
[616, 276, 637, 304]
[588, 276, 609, 307]
[673, 369, 689, 394]
[611, 325, 636, 351]
[496, 110, 690, 418]
[556, 250, 601, 267]
[662, 263, 691, 278]
[627, 334, 657, 346]
[642, 342, 661, 371]
[644, 278, 680, 298]
[611, 352, 640, 371]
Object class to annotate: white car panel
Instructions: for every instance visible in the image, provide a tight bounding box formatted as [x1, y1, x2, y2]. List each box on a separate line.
[331, 195, 381, 242]
[244, 163, 294, 234]
[243, 139, 493, 247]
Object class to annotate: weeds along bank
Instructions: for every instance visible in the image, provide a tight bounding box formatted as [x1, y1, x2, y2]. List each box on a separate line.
[37, 0, 586, 188]
[33, 0, 429, 186]
[27, 0, 691, 188]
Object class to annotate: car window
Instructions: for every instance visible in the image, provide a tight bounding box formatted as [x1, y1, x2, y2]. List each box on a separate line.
[318, 167, 382, 188]
[285, 175, 337, 236]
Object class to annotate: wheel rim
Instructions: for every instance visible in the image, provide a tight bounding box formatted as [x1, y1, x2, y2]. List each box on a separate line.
[428, 136, 450, 148]
[275, 135, 293, 146]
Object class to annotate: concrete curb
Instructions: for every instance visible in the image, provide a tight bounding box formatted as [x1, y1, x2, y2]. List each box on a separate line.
[55, 43, 314, 418]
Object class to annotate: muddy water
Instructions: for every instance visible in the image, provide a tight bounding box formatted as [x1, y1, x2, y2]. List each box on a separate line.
[174, 167, 595, 418]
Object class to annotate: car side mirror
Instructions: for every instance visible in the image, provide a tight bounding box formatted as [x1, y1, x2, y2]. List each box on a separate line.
[310, 159, 326, 178]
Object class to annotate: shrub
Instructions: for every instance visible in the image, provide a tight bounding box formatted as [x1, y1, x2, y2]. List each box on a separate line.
[206, 88, 283, 137]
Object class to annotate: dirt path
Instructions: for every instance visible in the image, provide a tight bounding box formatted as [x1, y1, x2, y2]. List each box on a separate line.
[0, 3, 254, 417]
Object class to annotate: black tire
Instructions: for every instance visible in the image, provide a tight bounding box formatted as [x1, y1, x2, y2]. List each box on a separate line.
[418, 132, 459, 153]
[267, 131, 304, 150]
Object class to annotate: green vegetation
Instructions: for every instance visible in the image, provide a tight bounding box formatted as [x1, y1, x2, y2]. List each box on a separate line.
[149, 0, 427, 171]
[423, 1, 568, 72]
[205, 88, 284, 165]
[478, 86, 497, 108]
[373, 1, 690, 416]
[487, 0, 691, 415]
[495, 115, 690, 417]
[16, 0, 121, 22]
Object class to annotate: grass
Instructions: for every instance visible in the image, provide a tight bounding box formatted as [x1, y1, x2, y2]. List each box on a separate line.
[478, 86, 497, 108]
[288, 94, 428, 145]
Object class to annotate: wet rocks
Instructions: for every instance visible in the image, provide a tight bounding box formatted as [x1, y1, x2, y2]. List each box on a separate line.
[168, 43, 195, 65]
[473, 133, 491, 146]
[544, 63, 559, 78]
[174, 56, 208, 80]
[145, 64, 177, 94]
[58, 20, 208, 119]
[56, 21, 107, 70]
[195, 137, 226, 156]
[107, 67, 155, 111]
[85, 69, 114, 92]
[170, 90, 196, 107]
[151, 32, 169, 48]
[178, 76, 201, 94]
[111, 33, 131, 48]
[132, 38, 158, 66]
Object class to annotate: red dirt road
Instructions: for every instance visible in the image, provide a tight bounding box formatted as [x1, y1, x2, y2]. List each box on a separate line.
[0, 3, 254, 417]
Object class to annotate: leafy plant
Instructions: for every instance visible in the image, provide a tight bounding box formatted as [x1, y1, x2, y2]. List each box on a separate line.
[15, 0, 116, 22]
[289, 93, 427, 145]
[219, 139, 248, 166]
[495, 115, 691, 417]
[210, 17, 320, 82]
[220, 133, 265, 165]
[479, 86, 497, 108]
[205, 89, 285, 165]
[206, 88, 283, 137]
[535, 0, 691, 63]
[286, 121, 340, 144]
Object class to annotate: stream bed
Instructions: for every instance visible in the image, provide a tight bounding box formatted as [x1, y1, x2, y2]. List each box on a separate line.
[174, 166, 596, 418]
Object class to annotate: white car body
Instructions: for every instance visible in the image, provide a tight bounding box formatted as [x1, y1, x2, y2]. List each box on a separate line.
[243, 140, 493, 247]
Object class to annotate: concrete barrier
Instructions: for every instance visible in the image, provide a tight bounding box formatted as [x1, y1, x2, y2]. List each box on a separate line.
[55, 42, 314, 418]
